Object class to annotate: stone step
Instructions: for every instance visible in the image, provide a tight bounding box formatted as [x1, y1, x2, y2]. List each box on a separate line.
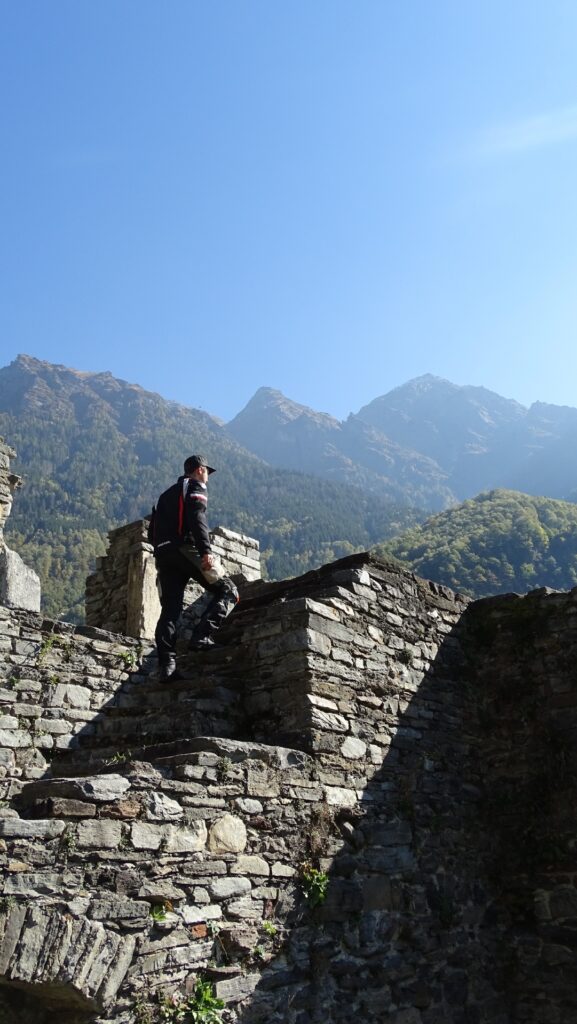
[51, 662, 248, 772]
[50, 734, 255, 778]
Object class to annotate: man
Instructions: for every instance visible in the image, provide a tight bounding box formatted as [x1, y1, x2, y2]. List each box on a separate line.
[150, 455, 239, 681]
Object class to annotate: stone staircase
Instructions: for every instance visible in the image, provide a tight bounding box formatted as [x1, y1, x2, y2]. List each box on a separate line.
[51, 640, 251, 777]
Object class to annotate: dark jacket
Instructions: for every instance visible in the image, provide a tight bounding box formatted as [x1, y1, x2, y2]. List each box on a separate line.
[151, 476, 212, 556]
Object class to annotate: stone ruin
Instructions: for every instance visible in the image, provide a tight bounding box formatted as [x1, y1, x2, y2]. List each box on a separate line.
[85, 521, 260, 641]
[0, 441, 577, 1024]
[0, 440, 40, 614]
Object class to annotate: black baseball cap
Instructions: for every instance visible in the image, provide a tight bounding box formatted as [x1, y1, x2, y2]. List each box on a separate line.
[184, 454, 216, 475]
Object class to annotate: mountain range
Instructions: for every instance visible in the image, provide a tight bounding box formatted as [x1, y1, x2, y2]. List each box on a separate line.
[1, 354, 576, 619]
[227, 378, 577, 509]
[0, 356, 417, 619]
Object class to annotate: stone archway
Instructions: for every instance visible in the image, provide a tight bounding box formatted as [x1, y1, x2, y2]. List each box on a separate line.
[0, 905, 135, 1019]
[0, 981, 93, 1024]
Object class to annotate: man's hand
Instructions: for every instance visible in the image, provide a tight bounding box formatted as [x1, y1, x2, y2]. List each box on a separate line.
[201, 553, 214, 571]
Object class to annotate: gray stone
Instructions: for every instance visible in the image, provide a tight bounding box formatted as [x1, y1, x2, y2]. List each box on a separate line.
[0, 818, 65, 839]
[90, 897, 149, 922]
[0, 546, 41, 612]
[208, 813, 247, 853]
[215, 971, 260, 1003]
[209, 876, 252, 900]
[340, 736, 367, 759]
[0, 904, 27, 974]
[76, 820, 123, 848]
[235, 797, 263, 814]
[311, 708, 349, 732]
[366, 822, 413, 846]
[231, 855, 270, 876]
[226, 897, 260, 920]
[19, 776, 128, 808]
[130, 822, 165, 850]
[138, 881, 186, 902]
[0, 729, 31, 749]
[324, 786, 357, 808]
[164, 821, 207, 852]
[271, 862, 296, 877]
[390, 1011, 422, 1024]
[144, 791, 184, 821]
[4, 870, 83, 897]
[181, 904, 222, 924]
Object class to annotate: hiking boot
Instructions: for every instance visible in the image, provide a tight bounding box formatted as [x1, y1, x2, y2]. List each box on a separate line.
[159, 655, 181, 681]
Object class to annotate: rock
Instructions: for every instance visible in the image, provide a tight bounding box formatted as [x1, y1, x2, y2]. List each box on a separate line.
[340, 736, 367, 759]
[324, 786, 357, 808]
[181, 904, 222, 924]
[0, 819, 65, 839]
[90, 898, 149, 924]
[235, 798, 263, 814]
[271, 862, 296, 877]
[76, 820, 124, 849]
[0, 546, 41, 612]
[208, 813, 247, 853]
[164, 821, 207, 852]
[215, 972, 260, 1003]
[4, 870, 82, 898]
[231, 855, 270, 876]
[20, 775, 131, 804]
[219, 925, 259, 957]
[0, 730, 31, 749]
[144, 791, 184, 821]
[209, 877, 252, 900]
[131, 822, 165, 850]
[137, 881, 186, 902]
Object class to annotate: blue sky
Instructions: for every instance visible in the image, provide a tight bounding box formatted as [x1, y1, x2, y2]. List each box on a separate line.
[2, 1, 577, 421]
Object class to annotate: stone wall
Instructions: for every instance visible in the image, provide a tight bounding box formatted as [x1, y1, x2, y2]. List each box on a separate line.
[0, 440, 19, 540]
[0, 554, 576, 1022]
[465, 589, 577, 1024]
[0, 607, 150, 789]
[85, 522, 261, 641]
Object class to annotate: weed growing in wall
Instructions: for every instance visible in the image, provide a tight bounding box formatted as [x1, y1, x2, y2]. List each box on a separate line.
[59, 827, 77, 859]
[299, 862, 329, 908]
[0, 896, 16, 915]
[36, 627, 75, 665]
[158, 978, 225, 1023]
[216, 756, 232, 782]
[134, 996, 156, 1024]
[116, 646, 141, 670]
[150, 901, 173, 923]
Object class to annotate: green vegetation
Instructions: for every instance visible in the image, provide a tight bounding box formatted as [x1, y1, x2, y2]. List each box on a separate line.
[59, 827, 77, 857]
[299, 862, 330, 908]
[1, 357, 420, 621]
[150, 903, 173, 922]
[158, 979, 225, 1023]
[375, 489, 577, 598]
[215, 756, 232, 781]
[0, 896, 16, 915]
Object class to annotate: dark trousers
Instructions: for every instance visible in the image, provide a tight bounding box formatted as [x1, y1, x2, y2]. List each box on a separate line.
[154, 547, 238, 664]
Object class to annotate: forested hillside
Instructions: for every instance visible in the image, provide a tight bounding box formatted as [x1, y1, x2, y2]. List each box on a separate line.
[0, 356, 420, 620]
[375, 490, 577, 598]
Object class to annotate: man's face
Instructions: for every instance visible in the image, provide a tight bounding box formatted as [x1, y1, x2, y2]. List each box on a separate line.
[191, 465, 209, 485]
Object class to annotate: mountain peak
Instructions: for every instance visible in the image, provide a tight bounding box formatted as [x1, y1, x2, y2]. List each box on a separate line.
[230, 387, 340, 429]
